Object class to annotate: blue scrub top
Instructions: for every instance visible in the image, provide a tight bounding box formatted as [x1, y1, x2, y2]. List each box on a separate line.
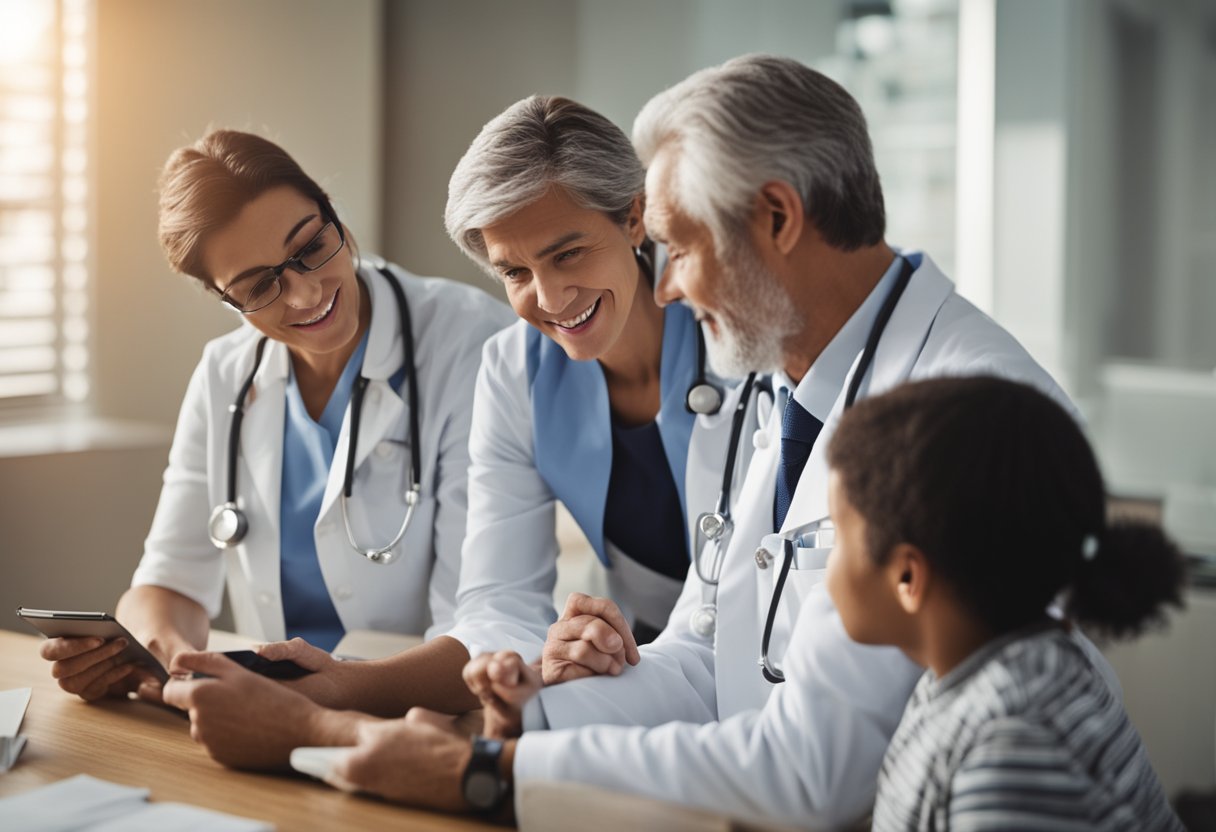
[279, 330, 405, 651]
[603, 418, 688, 580]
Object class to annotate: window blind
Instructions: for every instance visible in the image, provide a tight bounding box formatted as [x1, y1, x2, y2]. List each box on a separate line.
[0, 0, 89, 405]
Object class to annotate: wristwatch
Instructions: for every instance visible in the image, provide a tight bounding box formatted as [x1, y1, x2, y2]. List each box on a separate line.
[462, 735, 508, 812]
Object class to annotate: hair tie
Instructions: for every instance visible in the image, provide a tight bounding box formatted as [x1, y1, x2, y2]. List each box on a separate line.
[1081, 534, 1100, 561]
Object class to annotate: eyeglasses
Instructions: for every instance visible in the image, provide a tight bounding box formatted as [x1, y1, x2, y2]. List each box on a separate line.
[218, 219, 346, 314]
[758, 515, 835, 684]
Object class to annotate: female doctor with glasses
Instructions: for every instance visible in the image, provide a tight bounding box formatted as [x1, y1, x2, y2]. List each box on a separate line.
[37, 129, 513, 703]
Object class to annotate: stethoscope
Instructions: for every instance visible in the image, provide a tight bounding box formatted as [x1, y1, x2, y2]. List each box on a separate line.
[685, 325, 723, 415]
[635, 241, 723, 418]
[207, 266, 421, 565]
[689, 256, 917, 677]
[688, 370, 771, 638]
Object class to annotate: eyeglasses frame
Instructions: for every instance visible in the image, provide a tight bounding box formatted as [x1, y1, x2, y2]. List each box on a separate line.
[217, 204, 347, 314]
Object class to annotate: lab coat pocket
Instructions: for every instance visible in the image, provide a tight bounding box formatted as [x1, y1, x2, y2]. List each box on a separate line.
[786, 546, 830, 602]
[765, 546, 830, 668]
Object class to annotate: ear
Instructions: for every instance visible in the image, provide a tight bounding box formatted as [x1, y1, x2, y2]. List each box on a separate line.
[753, 180, 805, 256]
[887, 543, 930, 615]
[625, 194, 646, 247]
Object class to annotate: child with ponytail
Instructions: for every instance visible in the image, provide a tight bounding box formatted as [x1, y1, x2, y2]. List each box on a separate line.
[825, 375, 1185, 831]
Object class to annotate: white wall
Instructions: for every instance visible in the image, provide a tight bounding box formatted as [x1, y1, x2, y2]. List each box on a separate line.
[991, 0, 1216, 797]
[379, 0, 578, 293]
[379, 0, 839, 292]
[94, 0, 383, 427]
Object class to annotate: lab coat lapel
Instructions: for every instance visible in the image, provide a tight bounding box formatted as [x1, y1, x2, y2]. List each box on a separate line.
[319, 380, 407, 524]
[240, 339, 288, 556]
[684, 377, 750, 551]
[779, 254, 954, 531]
[865, 254, 954, 396]
[715, 392, 783, 717]
[317, 269, 409, 524]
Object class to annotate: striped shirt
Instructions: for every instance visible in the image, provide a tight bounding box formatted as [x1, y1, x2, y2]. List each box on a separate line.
[873, 622, 1183, 831]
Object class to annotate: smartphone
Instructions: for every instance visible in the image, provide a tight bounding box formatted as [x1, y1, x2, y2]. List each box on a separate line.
[15, 608, 169, 684]
[219, 650, 314, 680]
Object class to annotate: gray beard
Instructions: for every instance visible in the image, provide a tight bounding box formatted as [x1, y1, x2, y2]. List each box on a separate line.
[702, 245, 800, 378]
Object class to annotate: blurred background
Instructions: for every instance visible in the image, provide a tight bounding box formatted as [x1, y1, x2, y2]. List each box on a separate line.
[0, 0, 1213, 808]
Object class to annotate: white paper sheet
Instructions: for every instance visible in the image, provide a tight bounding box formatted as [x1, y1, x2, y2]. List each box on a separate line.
[0, 687, 32, 772]
[86, 803, 274, 831]
[0, 774, 275, 831]
[0, 774, 149, 831]
[0, 687, 31, 736]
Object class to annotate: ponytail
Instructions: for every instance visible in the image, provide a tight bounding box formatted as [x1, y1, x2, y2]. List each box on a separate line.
[828, 375, 1188, 640]
[1067, 520, 1186, 641]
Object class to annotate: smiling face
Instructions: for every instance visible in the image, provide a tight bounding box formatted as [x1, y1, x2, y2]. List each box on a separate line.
[480, 187, 646, 362]
[203, 185, 365, 363]
[644, 147, 799, 377]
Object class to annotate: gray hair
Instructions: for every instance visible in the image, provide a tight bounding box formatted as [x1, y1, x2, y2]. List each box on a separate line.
[632, 54, 885, 253]
[445, 96, 644, 277]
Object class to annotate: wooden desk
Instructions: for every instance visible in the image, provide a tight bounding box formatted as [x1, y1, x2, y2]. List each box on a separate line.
[0, 631, 498, 831]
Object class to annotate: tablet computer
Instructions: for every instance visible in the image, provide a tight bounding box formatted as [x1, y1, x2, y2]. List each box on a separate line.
[15, 608, 169, 684]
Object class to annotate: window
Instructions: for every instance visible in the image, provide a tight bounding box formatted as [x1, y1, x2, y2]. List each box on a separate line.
[0, 0, 90, 407]
[827, 1, 961, 281]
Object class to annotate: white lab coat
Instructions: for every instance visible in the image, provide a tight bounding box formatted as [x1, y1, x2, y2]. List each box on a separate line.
[131, 262, 513, 643]
[513, 252, 1090, 829]
[444, 319, 758, 661]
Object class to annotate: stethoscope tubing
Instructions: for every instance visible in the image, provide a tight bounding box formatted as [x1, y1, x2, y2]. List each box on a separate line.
[758, 255, 915, 683]
[692, 371, 761, 589]
[224, 336, 269, 505]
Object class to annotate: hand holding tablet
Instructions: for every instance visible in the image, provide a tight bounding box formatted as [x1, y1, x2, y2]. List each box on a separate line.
[17, 608, 170, 685]
[17, 608, 316, 691]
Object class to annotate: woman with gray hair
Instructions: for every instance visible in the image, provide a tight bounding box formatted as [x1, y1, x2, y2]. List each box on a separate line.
[439, 95, 751, 682]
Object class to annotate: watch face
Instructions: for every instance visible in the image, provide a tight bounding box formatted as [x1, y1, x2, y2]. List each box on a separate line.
[464, 770, 502, 810]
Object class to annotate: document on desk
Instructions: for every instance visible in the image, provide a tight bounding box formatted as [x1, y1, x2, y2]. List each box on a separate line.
[0, 686, 31, 772]
[0, 774, 274, 831]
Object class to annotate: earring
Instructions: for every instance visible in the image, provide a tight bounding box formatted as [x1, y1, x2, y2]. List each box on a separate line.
[634, 245, 653, 278]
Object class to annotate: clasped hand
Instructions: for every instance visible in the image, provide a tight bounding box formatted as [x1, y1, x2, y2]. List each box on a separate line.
[542, 592, 641, 683]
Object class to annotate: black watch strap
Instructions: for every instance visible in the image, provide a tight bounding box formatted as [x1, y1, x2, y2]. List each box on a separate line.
[462, 735, 508, 812]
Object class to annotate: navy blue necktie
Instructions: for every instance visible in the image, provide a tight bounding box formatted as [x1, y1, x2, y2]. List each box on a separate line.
[774, 397, 823, 530]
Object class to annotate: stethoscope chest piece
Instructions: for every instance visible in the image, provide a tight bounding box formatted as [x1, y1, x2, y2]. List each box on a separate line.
[698, 511, 727, 542]
[208, 501, 248, 549]
[686, 381, 722, 416]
